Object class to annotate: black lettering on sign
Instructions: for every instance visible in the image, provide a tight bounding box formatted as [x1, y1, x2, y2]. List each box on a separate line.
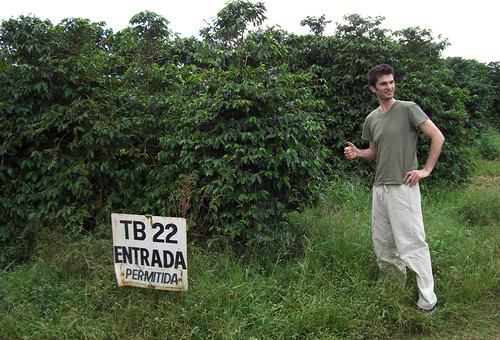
[114, 246, 187, 269]
[119, 220, 147, 240]
[152, 222, 178, 244]
[120, 220, 133, 239]
[165, 223, 178, 243]
[133, 221, 147, 240]
[125, 268, 180, 284]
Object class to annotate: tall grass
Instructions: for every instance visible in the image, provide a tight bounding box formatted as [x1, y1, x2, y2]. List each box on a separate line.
[1, 140, 499, 339]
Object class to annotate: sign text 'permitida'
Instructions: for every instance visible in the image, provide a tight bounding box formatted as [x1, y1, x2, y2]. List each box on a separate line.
[111, 213, 188, 291]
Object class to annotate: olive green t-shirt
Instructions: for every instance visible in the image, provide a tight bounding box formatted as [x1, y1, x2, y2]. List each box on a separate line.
[362, 100, 429, 185]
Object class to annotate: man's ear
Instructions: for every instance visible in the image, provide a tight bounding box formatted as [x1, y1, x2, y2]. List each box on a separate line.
[369, 85, 376, 93]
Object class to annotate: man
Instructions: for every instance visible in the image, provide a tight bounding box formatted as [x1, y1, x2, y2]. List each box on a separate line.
[344, 64, 445, 312]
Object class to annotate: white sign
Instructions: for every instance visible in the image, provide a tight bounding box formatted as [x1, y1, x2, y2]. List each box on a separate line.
[111, 213, 188, 291]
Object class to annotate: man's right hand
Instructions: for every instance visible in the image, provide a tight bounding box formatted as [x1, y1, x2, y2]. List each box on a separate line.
[344, 141, 358, 160]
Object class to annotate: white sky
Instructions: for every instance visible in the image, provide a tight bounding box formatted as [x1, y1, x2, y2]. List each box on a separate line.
[2, 0, 499, 63]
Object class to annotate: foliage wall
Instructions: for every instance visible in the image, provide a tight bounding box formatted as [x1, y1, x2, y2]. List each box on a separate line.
[1, 1, 498, 264]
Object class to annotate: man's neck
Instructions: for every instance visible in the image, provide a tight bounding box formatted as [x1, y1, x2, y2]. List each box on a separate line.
[379, 98, 396, 113]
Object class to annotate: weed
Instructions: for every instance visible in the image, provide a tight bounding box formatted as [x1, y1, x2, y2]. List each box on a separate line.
[1, 155, 499, 339]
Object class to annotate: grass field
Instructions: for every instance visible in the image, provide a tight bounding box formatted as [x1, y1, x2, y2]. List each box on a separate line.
[1, 131, 498, 339]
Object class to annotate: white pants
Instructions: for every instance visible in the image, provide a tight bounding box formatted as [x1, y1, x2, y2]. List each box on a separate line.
[372, 183, 437, 310]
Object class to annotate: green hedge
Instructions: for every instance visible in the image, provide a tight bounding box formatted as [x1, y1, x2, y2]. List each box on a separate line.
[1, 3, 498, 264]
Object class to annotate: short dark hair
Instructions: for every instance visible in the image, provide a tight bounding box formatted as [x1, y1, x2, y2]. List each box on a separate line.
[367, 64, 394, 87]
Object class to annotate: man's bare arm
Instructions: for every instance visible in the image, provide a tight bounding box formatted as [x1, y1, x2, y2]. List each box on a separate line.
[404, 119, 445, 186]
[344, 141, 377, 161]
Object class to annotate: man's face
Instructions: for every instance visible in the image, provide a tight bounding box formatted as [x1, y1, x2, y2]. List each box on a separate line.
[370, 74, 395, 101]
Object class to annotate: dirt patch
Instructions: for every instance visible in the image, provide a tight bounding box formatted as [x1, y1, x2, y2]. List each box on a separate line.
[471, 175, 500, 188]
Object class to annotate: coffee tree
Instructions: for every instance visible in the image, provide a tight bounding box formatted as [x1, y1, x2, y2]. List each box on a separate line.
[1, 1, 498, 264]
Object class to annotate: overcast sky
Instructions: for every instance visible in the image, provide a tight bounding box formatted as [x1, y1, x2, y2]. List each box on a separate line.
[2, 0, 499, 63]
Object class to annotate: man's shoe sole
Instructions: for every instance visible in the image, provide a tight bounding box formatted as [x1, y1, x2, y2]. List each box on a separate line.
[420, 301, 439, 313]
